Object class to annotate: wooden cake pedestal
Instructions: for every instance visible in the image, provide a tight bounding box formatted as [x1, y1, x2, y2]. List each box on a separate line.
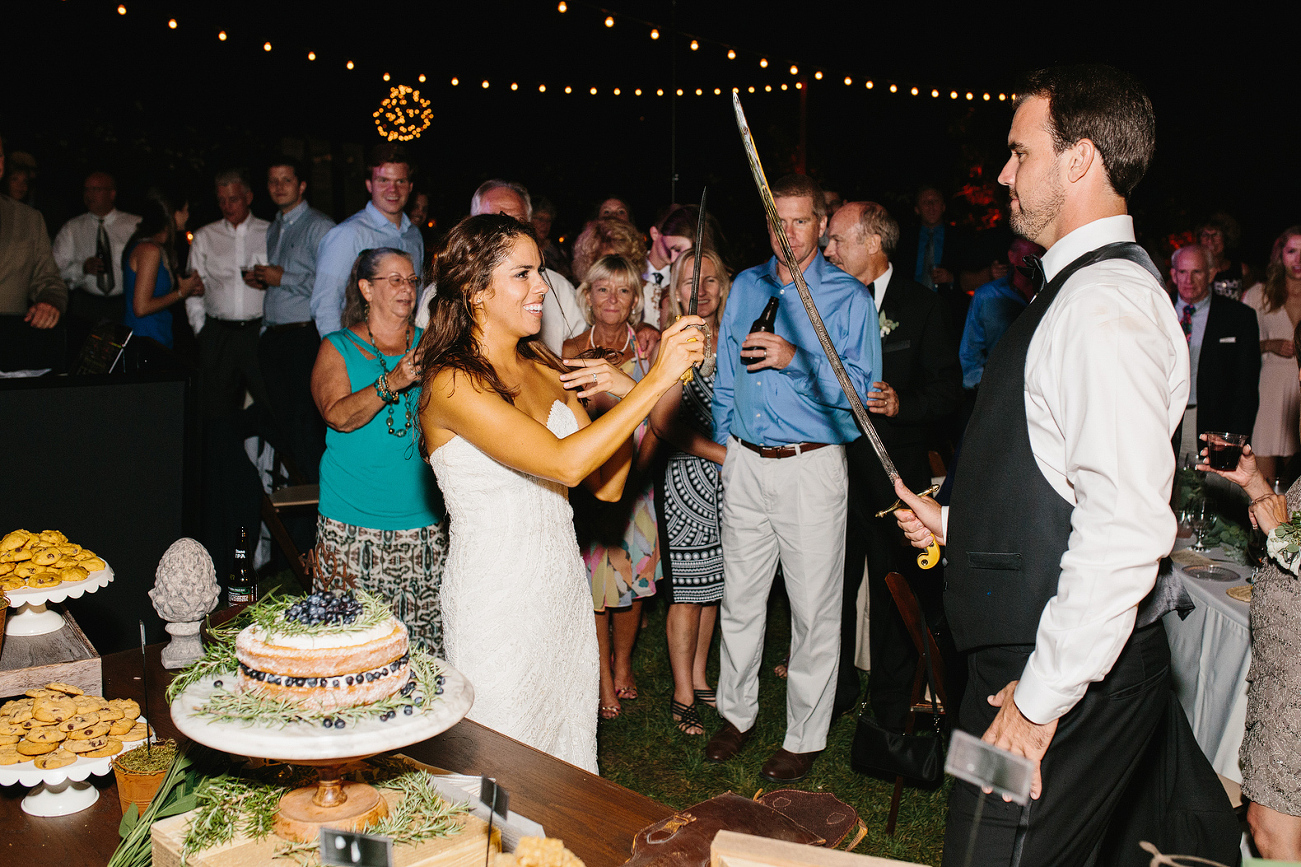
[273, 757, 389, 843]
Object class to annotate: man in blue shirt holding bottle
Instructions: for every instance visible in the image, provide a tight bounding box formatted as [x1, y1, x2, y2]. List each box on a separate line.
[706, 174, 882, 783]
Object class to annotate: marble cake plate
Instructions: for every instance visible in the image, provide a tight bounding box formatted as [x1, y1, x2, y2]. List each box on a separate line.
[170, 662, 474, 842]
[4, 563, 114, 636]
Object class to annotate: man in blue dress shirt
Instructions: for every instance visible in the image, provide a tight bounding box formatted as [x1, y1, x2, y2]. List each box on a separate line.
[958, 236, 1044, 391]
[310, 143, 423, 337]
[706, 174, 883, 783]
[257, 156, 335, 482]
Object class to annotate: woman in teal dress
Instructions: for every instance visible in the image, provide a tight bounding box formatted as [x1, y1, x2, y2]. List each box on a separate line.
[310, 247, 446, 655]
[122, 193, 203, 348]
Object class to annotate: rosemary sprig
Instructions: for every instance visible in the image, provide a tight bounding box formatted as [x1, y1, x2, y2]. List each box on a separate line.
[247, 589, 391, 639]
[179, 761, 468, 865]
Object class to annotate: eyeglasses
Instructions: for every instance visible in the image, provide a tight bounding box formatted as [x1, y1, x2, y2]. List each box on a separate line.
[367, 273, 420, 290]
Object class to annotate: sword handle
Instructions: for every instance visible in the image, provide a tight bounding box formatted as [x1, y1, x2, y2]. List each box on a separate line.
[917, 539, 941, 570]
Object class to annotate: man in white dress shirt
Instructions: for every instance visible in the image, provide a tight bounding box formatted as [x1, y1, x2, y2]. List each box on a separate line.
[415, 179, 585, 355]
[895, 65, 1234, 864]
[186, 168, 270, 418]
[52, 171, 140, 335]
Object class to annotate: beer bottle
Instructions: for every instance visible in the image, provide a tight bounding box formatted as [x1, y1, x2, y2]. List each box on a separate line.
[742, 296, 780, 366]
[227, 526, 259, 607]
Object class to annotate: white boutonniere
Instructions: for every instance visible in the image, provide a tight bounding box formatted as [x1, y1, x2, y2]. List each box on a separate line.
[879, 312, 899, 338]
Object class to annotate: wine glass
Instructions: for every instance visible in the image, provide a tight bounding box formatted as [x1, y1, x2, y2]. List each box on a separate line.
[1186, 500, 1213, 552]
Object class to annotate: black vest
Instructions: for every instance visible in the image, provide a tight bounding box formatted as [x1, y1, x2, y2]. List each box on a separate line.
[945, 241, 1191, 651]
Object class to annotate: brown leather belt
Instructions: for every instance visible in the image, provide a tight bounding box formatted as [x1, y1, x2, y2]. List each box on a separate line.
[265, 320, 314, 333]
[738, 439, 832, 459]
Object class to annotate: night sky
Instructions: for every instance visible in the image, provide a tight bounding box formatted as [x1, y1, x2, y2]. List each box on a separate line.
[4, 1, 1298, 267]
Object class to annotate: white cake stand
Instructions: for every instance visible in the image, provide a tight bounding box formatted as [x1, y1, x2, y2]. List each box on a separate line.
[170, 662, 474, 842]
[4, 563, 115, 636]
[0, 720, 152, 816]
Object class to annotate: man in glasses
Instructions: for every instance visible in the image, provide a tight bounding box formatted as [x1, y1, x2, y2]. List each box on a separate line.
[311, 143, 424, 337]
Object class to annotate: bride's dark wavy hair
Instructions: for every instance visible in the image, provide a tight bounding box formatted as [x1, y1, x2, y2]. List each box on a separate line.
[416, 214, 567, 455]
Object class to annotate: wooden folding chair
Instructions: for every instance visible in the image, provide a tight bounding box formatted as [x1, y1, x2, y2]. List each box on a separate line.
[883, 571, 949, 836]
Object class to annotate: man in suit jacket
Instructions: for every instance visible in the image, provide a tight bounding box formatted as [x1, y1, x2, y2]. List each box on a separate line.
[824, 201, 961, 727]
[1170, 243, 1259, 458]
[896, 186, 975, 347]
[0, 134, 67, 371]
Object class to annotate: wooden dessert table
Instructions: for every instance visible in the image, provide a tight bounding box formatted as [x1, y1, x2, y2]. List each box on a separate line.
[0, 644, 671, 867]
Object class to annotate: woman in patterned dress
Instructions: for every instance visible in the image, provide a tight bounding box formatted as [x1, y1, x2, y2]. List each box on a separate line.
[563, 254, 662, 719]
[310, 248, 447, 655]
[1203, 317, 1301, 859]
[649, 248, 731, 735]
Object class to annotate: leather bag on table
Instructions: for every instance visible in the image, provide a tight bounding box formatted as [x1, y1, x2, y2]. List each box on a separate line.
[851, 625, 946, 784]
[622, 791, 824, 866]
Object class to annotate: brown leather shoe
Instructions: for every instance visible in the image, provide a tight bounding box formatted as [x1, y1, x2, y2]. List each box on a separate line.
[760, 748, 820, 783]
[704, 721, 753, 763]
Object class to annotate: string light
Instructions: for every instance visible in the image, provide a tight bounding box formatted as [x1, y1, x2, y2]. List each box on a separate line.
[612, 87, 620, 95]
[538, 84, 546, 92]
[116, 4, 126, 14]
[263, 41, 272, 51]
[998, 93, 1007, 101]
[727, 49, 736, 59]
[781, 83, 788, 91]
[911, 86, 919, 95]
[950, 90, 958, 99]
[866, 81, 874, 89]
[604, 15, 614, 27]
[346, 60, 355, 69]
[482, 79, 490, 88]
[764, 85, 772, 92]
[308, 51, 316, 60]
[795, 82, 802, 90]
[373, 84, 433, 142]
[167, 18, 177, 29]
[185, 231, 193, 243]
[789, 64, 798, 75]
[759, 58, 768, 68]
[590, 86, 597, 94]
[966, 92, 974, 100]
[512, 82, 519, 91]
[218, 30, 227, 41]
[815, 71, 823, 80]
[890, 84, 898, 93]
[843, 76, 852, 85]
[982, 92, 990, 101]
[932, 89, 939, 97]
[695, 88, 702, 95]
[676, 88, 684, 96]
[565, 85, 572, 93]
[690, 39, 699, 50]
[418, 73, 426, 82]
[634, 88, 642, 95]
[656, 88, 664, 96]
[650, 28, 659, 39]
[450, 76, 458, 85]
[557, 1, 566, 10]
[714, 87, 721, 95]
[747, 86, 755, 93]
[383, 72, 391, 81]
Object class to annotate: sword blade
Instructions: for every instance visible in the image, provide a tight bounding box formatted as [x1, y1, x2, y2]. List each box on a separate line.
[688, 187, 707, 316]
[731, 92, 899, 481]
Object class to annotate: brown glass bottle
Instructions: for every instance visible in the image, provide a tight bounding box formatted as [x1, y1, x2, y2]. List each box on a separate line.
[742, 297, 780, 367]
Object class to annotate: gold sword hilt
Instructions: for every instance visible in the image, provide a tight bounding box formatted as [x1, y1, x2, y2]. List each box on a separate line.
[675, 316, 709, 383]
[875, 484, 942, 570]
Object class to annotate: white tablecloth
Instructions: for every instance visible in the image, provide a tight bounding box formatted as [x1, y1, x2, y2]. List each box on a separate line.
[1163, 548, 1252, 783]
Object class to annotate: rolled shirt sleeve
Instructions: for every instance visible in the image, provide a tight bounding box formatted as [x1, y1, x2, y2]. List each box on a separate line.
[1013, 262, 1188, 724]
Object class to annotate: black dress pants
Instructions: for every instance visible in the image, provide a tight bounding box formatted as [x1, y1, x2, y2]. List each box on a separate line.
[942, 623, 1170, 867]
[257, 323, 324, 483]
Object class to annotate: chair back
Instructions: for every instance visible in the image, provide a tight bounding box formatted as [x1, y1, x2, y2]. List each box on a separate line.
[884, 571, 948, 712]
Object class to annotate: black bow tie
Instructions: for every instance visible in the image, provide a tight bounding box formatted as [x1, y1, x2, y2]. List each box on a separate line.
[1017, 255, 1047, 294]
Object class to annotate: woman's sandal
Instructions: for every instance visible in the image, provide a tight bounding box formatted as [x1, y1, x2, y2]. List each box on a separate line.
[693, 688, 717, 709]
[670, 699, 704, 736]
[615, 685, 638, 701]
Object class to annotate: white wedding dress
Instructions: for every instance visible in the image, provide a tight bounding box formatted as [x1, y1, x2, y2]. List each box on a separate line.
[429, 400, 599, 772]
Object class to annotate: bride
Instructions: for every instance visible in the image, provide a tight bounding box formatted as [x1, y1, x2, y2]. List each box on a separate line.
[417, 215, 704, 771]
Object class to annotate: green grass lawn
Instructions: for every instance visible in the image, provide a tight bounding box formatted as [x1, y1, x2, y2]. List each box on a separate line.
[596, 590, 949, 866]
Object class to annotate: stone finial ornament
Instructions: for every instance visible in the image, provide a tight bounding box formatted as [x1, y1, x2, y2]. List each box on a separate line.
[149, 538, 220, 669]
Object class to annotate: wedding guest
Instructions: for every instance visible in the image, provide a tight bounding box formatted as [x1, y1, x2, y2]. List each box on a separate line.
[649, 247, 730, 735]
[571, 217, 647, 284]
[1241, 226, 1301, 485]
[563, 254, 661, 721]
[1200, 212, 1253, 300]
[311, 143, 423, 337]
[310, 247, 446, 655]
[596, 195, 635, 227]
[122, 192, 204, 349]
[1202, 326, 1301, 858]
[52, 171, 140, 337]
[185, 168, 271, 418]
[0, 133, 66, 371]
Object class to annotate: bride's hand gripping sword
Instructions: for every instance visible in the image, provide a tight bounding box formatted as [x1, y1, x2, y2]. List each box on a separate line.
[731, 92, 940, 569]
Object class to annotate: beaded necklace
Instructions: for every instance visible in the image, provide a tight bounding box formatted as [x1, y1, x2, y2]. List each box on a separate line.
[366, 322, 414, 438]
